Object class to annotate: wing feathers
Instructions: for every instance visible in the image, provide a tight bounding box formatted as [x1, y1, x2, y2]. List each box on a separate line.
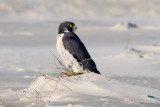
[62, 32, 100, 74]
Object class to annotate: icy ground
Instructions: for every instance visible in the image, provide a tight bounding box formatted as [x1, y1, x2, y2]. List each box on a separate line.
[0, 18, 160, 107]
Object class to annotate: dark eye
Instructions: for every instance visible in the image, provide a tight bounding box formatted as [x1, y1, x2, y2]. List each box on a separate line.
[67, 24, 72, 28]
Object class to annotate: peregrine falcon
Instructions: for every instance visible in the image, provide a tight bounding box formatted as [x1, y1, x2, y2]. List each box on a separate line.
[57, 21, 100, 74]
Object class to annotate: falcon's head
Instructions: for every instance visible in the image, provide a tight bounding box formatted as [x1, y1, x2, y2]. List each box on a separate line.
[58, 21, 77, 34]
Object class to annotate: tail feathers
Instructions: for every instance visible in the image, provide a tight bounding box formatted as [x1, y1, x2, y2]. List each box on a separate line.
[94, 68, 101, 74]
[84, 66, 101, 74]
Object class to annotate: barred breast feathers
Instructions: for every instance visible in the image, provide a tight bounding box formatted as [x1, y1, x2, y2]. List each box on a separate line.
[57, 34, 83, 73]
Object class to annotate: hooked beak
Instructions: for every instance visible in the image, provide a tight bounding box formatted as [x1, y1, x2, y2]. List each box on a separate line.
[73, 25, 77, 32]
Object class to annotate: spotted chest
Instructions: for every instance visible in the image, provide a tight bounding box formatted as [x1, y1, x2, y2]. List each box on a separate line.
[56, 34, 83, 72]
